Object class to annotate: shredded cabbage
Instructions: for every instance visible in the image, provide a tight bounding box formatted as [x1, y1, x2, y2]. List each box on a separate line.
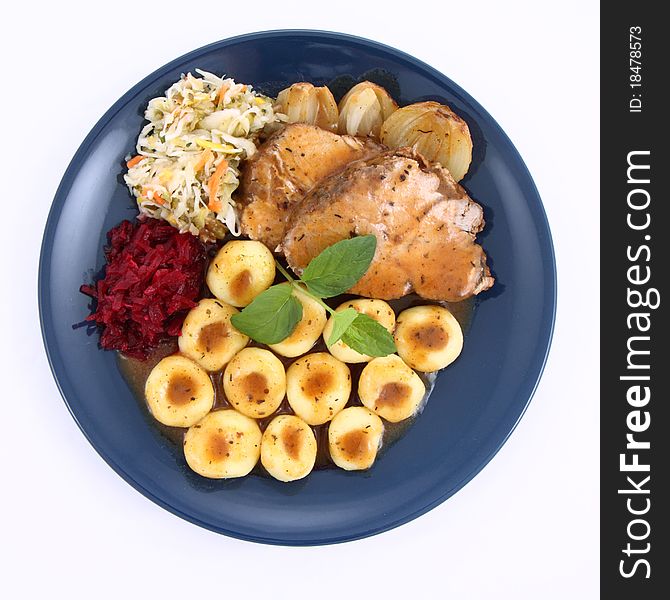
[124, 70, 285, 240]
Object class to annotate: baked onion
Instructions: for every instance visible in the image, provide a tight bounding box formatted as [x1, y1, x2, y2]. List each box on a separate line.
[380, 101, 473, 181]
[275, 83, 339, 131]
[337, 81, 398, 138]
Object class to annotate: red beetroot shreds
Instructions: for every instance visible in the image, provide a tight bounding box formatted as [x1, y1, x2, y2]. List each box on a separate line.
[80, 218, 207, 359]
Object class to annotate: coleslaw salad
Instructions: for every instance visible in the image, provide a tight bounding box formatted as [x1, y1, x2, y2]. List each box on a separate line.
[124, 70, 285, 240]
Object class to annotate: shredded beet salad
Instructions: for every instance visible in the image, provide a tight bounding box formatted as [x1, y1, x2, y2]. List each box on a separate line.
[81, 218, 207, 359]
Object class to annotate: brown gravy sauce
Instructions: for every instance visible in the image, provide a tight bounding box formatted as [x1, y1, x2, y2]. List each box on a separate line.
[377, 381, 412, 408]
[231, 269, 253, 299]
[412, 324, 449, 349]
[282, 425, 303, 460]
[198, 321, 229, 354]
[339, 429, 371, 461]
[118, 293, 474, 476]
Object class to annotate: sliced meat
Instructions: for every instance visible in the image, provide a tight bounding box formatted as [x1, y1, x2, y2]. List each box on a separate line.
[281, 148, 494, 302]
[238, 123, 383, 250]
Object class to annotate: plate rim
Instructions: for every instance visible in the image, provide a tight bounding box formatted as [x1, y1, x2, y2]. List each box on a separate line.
[38, 29, 557, 545]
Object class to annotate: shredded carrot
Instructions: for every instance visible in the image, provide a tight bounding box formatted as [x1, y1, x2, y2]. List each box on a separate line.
[208, 198, 223, 212]
[194, 149, 213, 173]
[216, 83, 229, 106]
[141, 186, 165, 205]
[207, 159, 229, 212]
[126, 155, 145, 168]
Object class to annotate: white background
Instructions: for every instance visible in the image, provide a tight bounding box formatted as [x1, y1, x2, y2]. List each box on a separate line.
[1, 1, 599, 598]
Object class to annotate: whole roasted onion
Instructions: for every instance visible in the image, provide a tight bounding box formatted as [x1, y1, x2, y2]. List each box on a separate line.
[275, 82, 339, 131]
[380, 101, 473, 181]
[337, 81, 398, 138]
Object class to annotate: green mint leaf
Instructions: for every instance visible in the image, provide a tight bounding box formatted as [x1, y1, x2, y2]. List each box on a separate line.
[301, 235, 377, 298]
[341, 313, 397, 357]
[230, 284, 302, 344]
[326, 308, 359, 347]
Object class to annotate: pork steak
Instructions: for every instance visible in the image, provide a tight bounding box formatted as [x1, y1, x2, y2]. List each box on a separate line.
[281, 148, 494, 302]
[238, 123, 383, 250]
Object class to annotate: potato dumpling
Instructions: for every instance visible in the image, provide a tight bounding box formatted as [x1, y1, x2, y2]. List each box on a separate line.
[286, 352, 351, 425]
[184, 409, 262, 478]
[206, 240, 275, 307]
[323, 299, 396, 363]
[178, 298, 249, 371]
[261, 414, 317, 482]
[358, 355, 426, 422]
[394, 305, 464, 372]
[276, 82, 339, 132]
[268, 285, 327, 357]
[338, 81, 398, 138]
[328, 406, 384, 471]
[223, 347, 286, 419]
[145, 355, 214, 427]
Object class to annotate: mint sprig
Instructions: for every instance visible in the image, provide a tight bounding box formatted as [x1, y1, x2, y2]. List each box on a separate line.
[230, 284, 302, 345]
[230, 235, 397, 357]
[301, 235, 377, 298]
[326, 307, 359, 347]
[341, 313, 397, 357]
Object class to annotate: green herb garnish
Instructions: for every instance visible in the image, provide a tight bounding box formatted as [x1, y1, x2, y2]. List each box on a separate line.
[230, 284, 302, 344]
[341, 313, 397, 357]
[325, 307, 359, 347]
[300, 235, 377, 298]
[230, 235, 397, 357]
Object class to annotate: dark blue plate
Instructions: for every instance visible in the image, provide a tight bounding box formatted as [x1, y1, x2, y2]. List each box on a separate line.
[39, 30, 556, 545]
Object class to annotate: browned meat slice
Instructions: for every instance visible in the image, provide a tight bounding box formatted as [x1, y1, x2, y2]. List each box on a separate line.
[238, 123, 384, 250]
[281, 148, 494, 302]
